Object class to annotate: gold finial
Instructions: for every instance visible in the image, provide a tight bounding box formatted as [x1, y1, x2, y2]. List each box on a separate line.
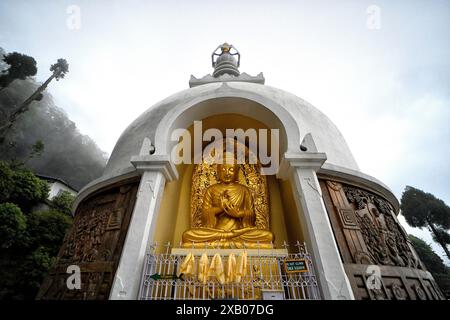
[221, 42, 231, 53]
[211, 42, 241, 75]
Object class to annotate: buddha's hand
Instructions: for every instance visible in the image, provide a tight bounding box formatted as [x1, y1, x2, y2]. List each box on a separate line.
[231, 228, 248, 236]
[223, 231, 235, 239]
[219, 196, 230, 211]
[222, 200, 240, 218]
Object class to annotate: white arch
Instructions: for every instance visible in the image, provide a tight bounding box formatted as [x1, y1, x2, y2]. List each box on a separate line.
[154, 84, 301, 156]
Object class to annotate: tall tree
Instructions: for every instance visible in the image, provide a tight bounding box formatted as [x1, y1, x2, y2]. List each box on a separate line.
[409, 235, 450, 295]
[0, 58, 69, 140]
[0, 52, 37, 91]
[0, 76, 107, 190]
[401, 186, 450, 259]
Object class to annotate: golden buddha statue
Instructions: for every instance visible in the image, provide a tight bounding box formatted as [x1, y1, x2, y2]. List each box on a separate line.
[182, 152, 274, 248]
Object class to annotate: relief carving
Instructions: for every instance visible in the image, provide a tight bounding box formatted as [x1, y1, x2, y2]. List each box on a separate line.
[413, 284, 427, 300]
[321, 179, 445, 300]
[326, 180, 342, 191]
[369, 288, 386, 300]
[338, 208, 359, 230]
[390, 283, 406, 300]
[343, 185, 419, 268]
[37, 180, 139, 300]
[106, 208, 123, 231]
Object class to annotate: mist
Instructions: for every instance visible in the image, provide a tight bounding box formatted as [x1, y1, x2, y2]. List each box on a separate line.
[0, 47, 107, 190]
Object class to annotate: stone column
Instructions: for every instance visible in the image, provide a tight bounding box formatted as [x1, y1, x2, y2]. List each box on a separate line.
[109, 154, 177, 300]
[278, 152, 355, 300]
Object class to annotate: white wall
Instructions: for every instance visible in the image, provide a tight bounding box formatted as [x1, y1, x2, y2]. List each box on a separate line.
[48, 181, 77, 199]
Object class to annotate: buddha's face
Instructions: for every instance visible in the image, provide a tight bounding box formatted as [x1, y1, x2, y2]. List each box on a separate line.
[217, 163, 238, 183]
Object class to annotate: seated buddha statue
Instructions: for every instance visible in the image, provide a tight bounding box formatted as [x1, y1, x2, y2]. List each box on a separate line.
[182, 154, 274, 248]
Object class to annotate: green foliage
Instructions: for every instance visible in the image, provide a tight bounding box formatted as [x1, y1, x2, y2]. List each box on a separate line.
[409, 235, 450, 294]
[50, 191, 75, 216]
[10, 168, 49, 206]
[401, 186, 450, 229]
[28, 140, 45, 160]
[433, 274, 450, 297]
[0, 52, 37, 89]
[401, 186, 450, 259]
[27, 210, 72, 255]
[18, 247, 55, 299]
[0, 49, 83, 299]
[0, 202, 26, 249]
[0, 160, 14, 201]
[432, 227, 450, 245]
[0, 72, 107, 190]
[50, 58, 69, 80]
[0, 160, 49, 207]
[0, 246, 56, 300]
[0, 160, 73, 299]
[409, 235, 448, 274]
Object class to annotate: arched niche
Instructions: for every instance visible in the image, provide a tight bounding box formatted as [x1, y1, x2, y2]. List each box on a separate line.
[151, 113, 305, 249]
[154, 96, 301, 157]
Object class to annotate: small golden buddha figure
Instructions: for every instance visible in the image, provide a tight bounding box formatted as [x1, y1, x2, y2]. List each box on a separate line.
[182, 154, 274, 248]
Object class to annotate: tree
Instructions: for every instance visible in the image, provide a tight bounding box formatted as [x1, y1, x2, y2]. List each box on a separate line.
[432, 227, 450, 248]
[0, 75, 107, 190]
[26, 210, 72, 255]
[0, 161, 49, 213]
[0, 58, 69, 140]
[0, 203, 26, 249]
[17, 246, 55, 299]
[409, 235, 450, 295]
[0, 161, 15, 201]
[0, 160, 49, 207]
[401, 186, 450, 259]
[50, 191, 75, 216]
[0, 160, 72, 299]
[27, 140, 45, 162]
[0, 52, 37, 90]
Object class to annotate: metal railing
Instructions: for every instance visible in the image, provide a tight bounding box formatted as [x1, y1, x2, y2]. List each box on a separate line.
[139, 241, 321, 300]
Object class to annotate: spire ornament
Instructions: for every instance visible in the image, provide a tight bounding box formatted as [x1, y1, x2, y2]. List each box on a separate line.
[211, 42, 240, 77]
[189, 42, 265, 87]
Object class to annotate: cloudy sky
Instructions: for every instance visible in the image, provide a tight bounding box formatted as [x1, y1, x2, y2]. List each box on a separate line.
[0, 0, 449, 263]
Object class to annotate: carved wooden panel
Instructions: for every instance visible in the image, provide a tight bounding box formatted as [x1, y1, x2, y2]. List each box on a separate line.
[344, 264, 444, 300]
[319, 179, 445, 300]
[37, 178, 139, 300]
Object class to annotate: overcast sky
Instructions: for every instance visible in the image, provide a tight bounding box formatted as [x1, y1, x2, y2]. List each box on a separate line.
[0, 0, 449, 264]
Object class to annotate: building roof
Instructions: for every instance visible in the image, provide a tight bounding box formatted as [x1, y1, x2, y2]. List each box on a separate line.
[35, 173, 79, 192]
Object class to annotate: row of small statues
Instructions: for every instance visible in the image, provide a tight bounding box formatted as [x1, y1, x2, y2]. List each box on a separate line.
[178, 252, 248, 285]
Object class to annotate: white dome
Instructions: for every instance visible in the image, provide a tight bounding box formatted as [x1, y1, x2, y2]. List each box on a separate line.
[75, 80, 398, 213]
[104, 81, 359, 179]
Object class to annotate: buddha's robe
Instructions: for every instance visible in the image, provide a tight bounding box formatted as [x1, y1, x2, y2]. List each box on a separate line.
[182, 182, 273, 248]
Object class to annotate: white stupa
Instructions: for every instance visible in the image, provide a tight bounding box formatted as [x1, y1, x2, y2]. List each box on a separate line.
[39, 43, 444, 301]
